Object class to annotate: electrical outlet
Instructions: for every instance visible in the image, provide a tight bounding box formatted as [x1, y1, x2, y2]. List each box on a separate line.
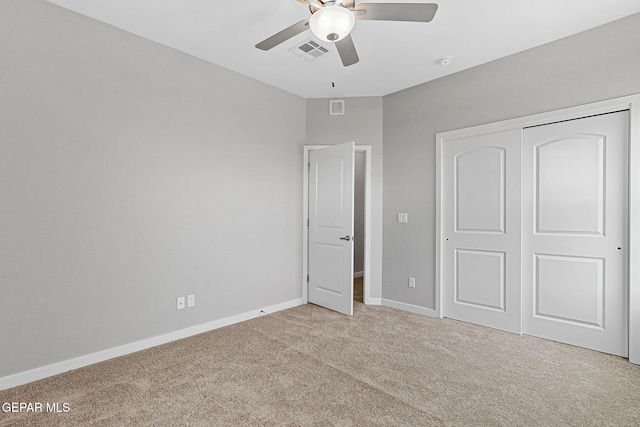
[408, 277, 416, 288]
[176, 296, 185, 310]
[187, 294, 195, 308]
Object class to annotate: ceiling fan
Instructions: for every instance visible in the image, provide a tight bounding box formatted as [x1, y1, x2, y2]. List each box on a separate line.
[256, 1, 438, 67]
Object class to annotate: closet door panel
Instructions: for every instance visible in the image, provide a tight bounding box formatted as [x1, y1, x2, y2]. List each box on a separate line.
[443, 129, 522, 334]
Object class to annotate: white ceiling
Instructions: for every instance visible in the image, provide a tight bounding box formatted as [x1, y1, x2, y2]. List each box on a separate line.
[45, 0, 640, 99]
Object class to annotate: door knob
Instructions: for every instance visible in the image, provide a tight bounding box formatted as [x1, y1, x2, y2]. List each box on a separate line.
[339, 235, 352, 241]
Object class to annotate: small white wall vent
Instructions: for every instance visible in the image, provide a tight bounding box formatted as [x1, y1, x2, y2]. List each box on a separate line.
[329, 99, 345, 116]
[289, 39, 330, 62]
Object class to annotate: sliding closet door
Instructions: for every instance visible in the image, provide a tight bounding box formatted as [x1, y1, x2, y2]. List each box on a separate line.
[443, 130, 522, 334]
[522, 112, 628, 357]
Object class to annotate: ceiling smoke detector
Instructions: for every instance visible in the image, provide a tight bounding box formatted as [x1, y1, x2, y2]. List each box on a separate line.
[436, 56, 453, 66]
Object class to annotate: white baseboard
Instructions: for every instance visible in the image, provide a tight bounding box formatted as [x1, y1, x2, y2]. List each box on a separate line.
[364, 297, 382, 305]
[0, 298, 304, 391]
[353, 271, 364, 278]
[382, 299, 439, 318]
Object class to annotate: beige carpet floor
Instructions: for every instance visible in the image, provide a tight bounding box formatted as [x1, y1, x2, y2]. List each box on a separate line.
[1, 302, 640, 426]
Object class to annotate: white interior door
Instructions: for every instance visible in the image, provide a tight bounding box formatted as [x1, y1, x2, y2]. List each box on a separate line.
[443, 129, 522, 333]
[308, 142, 355, 316]
[523, 112, 628, 357]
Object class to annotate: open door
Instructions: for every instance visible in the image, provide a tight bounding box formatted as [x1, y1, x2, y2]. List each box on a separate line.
[308, 142, 355, 315]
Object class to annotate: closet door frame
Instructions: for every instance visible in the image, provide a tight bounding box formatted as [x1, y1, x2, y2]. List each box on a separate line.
[435, 93, 640, 365]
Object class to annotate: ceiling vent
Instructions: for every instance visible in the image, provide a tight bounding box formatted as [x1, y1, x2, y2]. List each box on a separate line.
[289, 39, 330, 62]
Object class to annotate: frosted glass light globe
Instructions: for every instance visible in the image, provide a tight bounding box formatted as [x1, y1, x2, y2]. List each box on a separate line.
[309, 5, 355, 42]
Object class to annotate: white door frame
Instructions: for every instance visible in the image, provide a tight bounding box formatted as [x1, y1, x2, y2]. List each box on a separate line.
[435, 93, 640, 364]
[303, 144, 372, 305]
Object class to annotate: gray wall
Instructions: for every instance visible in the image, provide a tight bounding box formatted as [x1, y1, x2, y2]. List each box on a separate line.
[0, 0, 305, 377]
[306, 97, 384, 300]
[382, 13, 640, 308]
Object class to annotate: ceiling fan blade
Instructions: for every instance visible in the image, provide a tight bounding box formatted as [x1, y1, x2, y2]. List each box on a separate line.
[335, 34, 359, 67]
[255, 20, 309, 51]
[355, 3, 438, 22]
[306, 0, 326, 9]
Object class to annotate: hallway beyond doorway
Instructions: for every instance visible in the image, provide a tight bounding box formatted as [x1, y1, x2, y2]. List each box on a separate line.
[354, 277, 363, 303]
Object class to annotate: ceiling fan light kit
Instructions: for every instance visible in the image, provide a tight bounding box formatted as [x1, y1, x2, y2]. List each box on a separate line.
[256, 1, 438, 67]
[309, 5, 355, 42]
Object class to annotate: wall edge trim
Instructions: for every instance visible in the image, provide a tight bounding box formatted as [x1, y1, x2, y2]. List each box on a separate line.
[382, 298, 438, 317]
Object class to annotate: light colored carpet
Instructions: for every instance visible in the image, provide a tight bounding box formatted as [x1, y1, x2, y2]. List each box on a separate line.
[1, 302, 640, 426]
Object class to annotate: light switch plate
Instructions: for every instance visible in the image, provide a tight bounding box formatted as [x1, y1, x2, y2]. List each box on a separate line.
[187, 294, 195, 308]
[398, 213, 408, 223]
[177, 296, 185, 310]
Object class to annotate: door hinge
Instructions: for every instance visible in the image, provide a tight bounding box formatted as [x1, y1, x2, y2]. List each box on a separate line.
[308, 162, 310, 172]
[307, 219, 309, 227]
[307, 275, 309, 283]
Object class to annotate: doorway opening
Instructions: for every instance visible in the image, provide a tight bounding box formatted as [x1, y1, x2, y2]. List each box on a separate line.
[353, 150, 366, 303]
